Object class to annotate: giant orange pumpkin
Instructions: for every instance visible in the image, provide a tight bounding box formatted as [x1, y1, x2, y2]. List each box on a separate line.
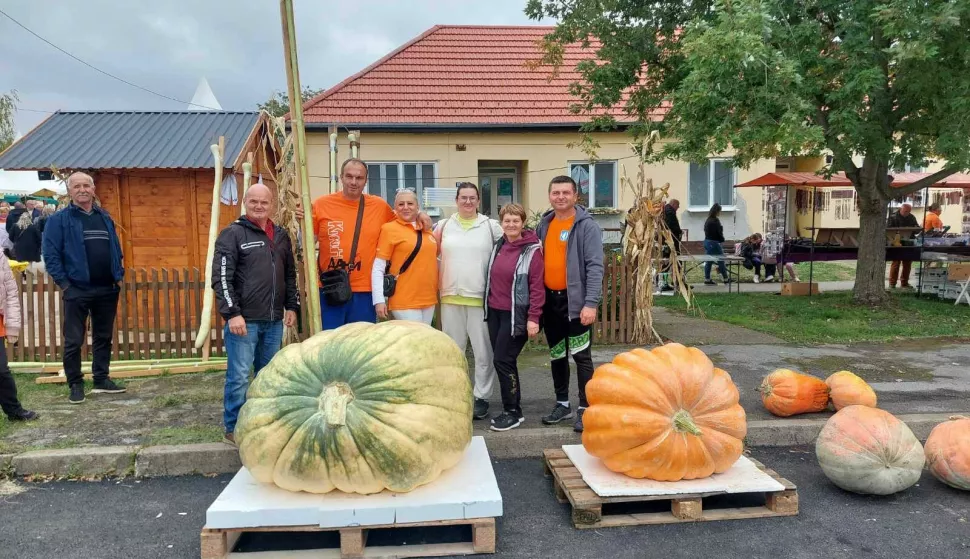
[581, 343, 747, 482]
[924, 416, 970, 491]
[759, 369, 829, 417]
[816, 406, 924, 495]
[825, 370, 877, 410]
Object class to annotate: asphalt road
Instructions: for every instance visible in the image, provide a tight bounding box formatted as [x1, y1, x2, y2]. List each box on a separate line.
[1, 447, 968, 559]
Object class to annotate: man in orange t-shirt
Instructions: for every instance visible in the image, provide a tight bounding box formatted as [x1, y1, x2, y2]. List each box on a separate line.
[536, 175, 603, 434]
[311, 159, 431, 330]
[923, 203, 944, 231]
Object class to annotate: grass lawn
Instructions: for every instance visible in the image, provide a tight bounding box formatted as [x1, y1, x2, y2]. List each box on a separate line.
[683, 261, 855, 284]
[654, 291, 970, 343]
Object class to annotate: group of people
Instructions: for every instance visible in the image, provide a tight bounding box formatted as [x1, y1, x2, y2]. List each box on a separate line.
[214, 158, 604, 443]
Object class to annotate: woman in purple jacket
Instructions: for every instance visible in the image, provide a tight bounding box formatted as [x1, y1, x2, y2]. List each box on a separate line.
[483, 203, 545, 432]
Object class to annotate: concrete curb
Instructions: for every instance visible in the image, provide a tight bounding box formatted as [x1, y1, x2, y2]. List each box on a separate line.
[1, 412, 964, 479]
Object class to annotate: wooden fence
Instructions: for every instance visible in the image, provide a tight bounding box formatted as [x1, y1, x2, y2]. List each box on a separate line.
[10, 256, 636, 364]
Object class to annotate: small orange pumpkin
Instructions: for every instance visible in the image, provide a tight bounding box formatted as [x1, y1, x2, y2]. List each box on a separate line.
[825, 370, 877, 410]
[924, 416, 970, 491]
[759, 369, 829, 417]
[582, 343, 747, 482]
[816, 406, 924, 495]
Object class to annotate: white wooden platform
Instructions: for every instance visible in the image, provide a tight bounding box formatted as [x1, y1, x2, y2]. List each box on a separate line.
[562, 445, 784, 498]
[205, 436, 502, 530]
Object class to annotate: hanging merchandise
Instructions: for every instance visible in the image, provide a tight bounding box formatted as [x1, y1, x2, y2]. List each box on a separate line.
[219, 173, 239, 206]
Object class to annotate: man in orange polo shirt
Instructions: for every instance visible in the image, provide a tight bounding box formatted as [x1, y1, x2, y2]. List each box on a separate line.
[536, 175, 604, 433]
[311, 158, 431, 330]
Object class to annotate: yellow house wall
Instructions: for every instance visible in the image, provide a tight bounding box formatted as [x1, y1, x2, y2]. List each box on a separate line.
[306, 130, 776, 240]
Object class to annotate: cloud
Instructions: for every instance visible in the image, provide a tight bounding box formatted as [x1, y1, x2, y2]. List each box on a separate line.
[1, 0, 538, 134]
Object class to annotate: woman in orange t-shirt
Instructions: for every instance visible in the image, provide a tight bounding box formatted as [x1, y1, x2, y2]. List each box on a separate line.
[371, 190, 439, 324]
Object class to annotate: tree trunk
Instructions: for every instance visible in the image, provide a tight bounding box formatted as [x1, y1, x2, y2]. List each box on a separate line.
[852, 164, 890, 305]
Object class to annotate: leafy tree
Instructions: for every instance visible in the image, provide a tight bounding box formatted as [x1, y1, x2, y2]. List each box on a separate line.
[526, 0, 970, 304]
[0, 90, 19, 152]
[258, 86, 324, 117]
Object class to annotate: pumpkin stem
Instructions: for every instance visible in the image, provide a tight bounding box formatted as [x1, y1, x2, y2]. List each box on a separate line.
[321, 383, 355, 427]
[672, 409, 703, 437]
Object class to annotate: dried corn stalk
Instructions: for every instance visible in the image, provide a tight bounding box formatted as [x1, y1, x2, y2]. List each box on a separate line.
[621, 160, 698, 345]
[261, 112, 307, 346]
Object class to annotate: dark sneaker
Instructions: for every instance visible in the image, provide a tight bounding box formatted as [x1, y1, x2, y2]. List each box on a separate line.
[704, 280, 716, 286]
[91, 379, 127, 394]
[473, 398, 490, 420]
[69, 384, 85, 404]
[541, 404, 574, 425]
[223, 432, 236, 446]
[723, 277, 733, 284]
[490, 412, 524, 432]
[574, 408, 586, 433]
[7, 409, 39, 421]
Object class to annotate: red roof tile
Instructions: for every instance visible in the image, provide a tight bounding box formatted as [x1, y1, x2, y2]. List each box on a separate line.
[303, 25, 649, 126]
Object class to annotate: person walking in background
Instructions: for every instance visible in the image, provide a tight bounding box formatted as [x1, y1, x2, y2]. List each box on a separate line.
[0, 251, 38, 422]
[42, 172, 126, 404]
[703, 203, 731, 286]
[887, 203, 919, 288]
[434, 183, 503, 420]
[372, 190, 439, 324]
[537, 175, 604, 433]
[212, 184, 298, 445]
[484, 203, 544, 432]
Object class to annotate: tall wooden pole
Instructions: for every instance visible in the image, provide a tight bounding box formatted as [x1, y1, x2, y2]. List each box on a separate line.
[280, 0, 322, 334]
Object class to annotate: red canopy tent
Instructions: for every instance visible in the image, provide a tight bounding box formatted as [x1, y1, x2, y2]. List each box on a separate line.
[735, 171, 970, 189]
[732, 171, 970, 294]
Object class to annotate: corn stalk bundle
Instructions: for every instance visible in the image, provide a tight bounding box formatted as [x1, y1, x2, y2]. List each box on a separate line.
[261, 112, 306, 345]
[620, 161, 698, 345]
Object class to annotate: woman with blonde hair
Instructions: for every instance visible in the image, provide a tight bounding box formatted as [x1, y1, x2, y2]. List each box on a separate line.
[371, 189, 439, 324]
[433, 182, 502, 420]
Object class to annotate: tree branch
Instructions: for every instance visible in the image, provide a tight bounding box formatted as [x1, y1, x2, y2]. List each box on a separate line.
[813, 104, 859, 179]
[888, 166, 965, 197]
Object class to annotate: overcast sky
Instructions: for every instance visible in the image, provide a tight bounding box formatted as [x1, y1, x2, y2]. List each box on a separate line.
[0, 0, 542, 191]
[1, 0, 540, 134]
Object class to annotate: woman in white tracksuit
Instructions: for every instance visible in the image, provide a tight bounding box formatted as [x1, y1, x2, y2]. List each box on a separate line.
[433, 183, 503, 421]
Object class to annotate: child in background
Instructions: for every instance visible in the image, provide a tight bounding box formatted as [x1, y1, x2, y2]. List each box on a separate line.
[0, 251, 38, 422]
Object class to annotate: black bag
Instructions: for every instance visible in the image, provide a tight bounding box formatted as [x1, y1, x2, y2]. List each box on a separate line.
[383, 229, 423, 298]
[319, 197, 366, 306]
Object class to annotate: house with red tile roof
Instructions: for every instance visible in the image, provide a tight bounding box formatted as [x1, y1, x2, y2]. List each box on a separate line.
[301, 25, 777, 240]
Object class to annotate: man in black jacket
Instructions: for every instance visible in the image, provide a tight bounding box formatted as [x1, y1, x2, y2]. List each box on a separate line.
[213, 184, 298, 444]
[887, 203, 919, 288]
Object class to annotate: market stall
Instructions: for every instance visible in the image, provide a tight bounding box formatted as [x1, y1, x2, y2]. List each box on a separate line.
[735, 171, 970, 295]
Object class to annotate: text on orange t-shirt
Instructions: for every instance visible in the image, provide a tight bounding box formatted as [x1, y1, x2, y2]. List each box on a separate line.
[376, 219, 439, 311]
[543, 215, 575, 290]
[923, 212, 943, 231]
[312, 193, 396, 292]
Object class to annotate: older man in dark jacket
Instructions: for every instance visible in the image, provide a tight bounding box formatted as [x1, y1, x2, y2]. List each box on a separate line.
[213, 183, 298, 444]
[42, 173, 126, 405]
[888, 203, 919, 288]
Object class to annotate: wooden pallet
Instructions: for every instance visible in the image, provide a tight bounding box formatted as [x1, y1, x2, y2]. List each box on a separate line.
[543, 449, 798, 529]
[200, 517, 495, 559]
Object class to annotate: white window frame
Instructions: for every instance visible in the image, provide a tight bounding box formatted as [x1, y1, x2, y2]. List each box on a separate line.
[688, 158, 737, 212]
[568, 160, 619, 209]
[364, 162, 438, 205]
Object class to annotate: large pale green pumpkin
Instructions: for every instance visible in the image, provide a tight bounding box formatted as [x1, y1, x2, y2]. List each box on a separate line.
[235, 321, 473, 495]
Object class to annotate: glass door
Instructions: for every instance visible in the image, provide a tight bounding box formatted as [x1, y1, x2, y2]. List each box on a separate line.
[478, 173, 516, 216]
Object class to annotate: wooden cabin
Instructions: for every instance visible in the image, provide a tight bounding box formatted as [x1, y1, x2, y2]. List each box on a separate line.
[0, 110, 280, 270]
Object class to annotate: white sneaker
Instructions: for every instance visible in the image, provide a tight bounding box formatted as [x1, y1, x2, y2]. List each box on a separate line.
[764, 275, 774, 282]
[753, 276, 761, 284]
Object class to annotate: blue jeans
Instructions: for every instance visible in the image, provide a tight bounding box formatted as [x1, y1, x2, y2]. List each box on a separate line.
[703, 240, 728, 280]
[223, 320, 283, 433]
[320, 291, 376, 330]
